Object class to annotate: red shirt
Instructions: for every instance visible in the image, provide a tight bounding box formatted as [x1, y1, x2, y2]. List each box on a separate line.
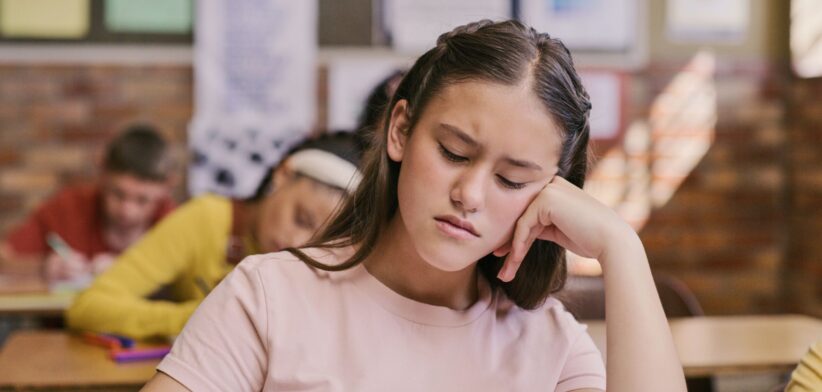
[4, 183, 175, 260]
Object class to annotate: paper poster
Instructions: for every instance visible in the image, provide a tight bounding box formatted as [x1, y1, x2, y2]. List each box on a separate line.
[326, 56, 410, 131]
[385, 0, 511, 53]
[104, 0, 192, 33]
[519, 0, 638, 51]
[0, 0, 89, 38]
[579, 71, 623, 140]
[188, 0, 317, 197]
[666, 0, 749, 43]
[791, 0, 822, 78]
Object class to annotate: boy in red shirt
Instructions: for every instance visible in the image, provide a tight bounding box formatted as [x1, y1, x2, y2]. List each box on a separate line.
[1, 124, 177, 283]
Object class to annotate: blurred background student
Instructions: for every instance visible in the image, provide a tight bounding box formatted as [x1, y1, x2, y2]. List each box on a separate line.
[0, 124, 177, 285]
[66, 132, 364, 340]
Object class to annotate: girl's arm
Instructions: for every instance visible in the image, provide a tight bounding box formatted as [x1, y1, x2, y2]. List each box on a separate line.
[66, 196, 227, 339]
[496, 176, 686, 392]
[141, 372, 190, 392]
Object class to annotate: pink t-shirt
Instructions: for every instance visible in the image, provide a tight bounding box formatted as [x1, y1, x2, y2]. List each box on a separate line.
[158, 249, 606, 391]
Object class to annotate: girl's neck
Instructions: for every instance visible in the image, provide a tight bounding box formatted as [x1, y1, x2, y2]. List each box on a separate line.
[363, 215, 479, 310]
[237, 200, 262, 252]
[239, 199, 259, 235]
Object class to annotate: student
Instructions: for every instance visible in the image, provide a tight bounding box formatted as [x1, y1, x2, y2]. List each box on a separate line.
[66, 132, 363, 340]
[0, 124, 176, 282]
[144, 20, 686, 391]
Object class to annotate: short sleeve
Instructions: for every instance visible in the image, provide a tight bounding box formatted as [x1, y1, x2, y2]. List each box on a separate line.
[555, 325, 607, 392]
[157, 255, 270, 392]
[787, 340, 822, 392]
[4, 200, 51, 256]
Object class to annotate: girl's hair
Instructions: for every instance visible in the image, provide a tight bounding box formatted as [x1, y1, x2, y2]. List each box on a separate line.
[249, 131, 364, 201]
[355, 69, 405, 152]
[289, 20, 592, 310]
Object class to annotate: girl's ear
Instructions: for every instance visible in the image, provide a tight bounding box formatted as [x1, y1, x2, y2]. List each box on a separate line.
[270, 159, 295, 190]
[386, 100, 411, 163]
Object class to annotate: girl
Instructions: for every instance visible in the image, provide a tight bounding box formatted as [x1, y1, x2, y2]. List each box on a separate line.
[144, 20, 686, 391]
[67, 132, 364, 340]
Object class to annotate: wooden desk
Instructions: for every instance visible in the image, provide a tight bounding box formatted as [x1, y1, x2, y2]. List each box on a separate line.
[0, 330, 160, 391]
[585, 314, 822, 377]
[0, 274, 73, 316]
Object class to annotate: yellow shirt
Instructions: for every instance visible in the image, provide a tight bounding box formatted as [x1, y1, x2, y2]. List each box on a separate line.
[787, 340, 822, 392]
[66, 194, 235, 340]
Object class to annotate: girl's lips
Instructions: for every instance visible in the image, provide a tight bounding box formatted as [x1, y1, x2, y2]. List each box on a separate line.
[434, 217, 480, 240]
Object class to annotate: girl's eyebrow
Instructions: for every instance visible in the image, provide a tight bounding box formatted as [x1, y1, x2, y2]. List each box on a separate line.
[439, 123, 478, 147]
[439, 123, 543, 171]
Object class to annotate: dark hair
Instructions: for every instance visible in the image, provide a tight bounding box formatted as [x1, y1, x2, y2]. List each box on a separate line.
[354, 70, 405, 152]
[290, 20, 592, 310]
[104, 124, 175, 182]
[249, 131, 365, 200]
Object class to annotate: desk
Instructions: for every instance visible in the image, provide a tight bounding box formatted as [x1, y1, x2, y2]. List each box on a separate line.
[0, 274, 73, 316]
[585, 315, 822, 377]
[0, 331, 160, 391]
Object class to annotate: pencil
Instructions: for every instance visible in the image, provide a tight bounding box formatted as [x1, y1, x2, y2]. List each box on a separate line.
[195, 276, 211, 296]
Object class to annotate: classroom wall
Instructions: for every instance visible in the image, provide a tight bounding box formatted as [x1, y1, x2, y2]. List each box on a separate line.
[785, 76, 822, 318]
[624, 0, 806, 315]
[635, 60, 788, 314]
[0, 65, 192, 234]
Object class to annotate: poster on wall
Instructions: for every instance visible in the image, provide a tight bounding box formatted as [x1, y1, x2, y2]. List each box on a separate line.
[519, 0, 638, 51]
[791, 0, 822, 78]
[326, 56, 410, 132]
[0, 0, 90, 38]
[189, 0, 317, 197]
[666, 0, 749, 43]
[579, 71, 624, 141]
[104, 0, 192, 33]
[384, 0, 511, 53]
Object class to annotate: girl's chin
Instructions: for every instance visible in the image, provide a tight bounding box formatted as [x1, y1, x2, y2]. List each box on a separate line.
[421, 254, 478, 273]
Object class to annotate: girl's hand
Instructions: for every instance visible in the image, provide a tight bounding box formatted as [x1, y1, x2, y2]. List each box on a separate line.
[494, 176, 635, 282]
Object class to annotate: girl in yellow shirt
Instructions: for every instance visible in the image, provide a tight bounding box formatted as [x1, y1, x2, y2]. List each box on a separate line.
[66, 132, 364, 339]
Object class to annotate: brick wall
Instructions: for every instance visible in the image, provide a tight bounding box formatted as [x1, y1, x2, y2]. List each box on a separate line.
[785, 76, 822, 318]
[0, 65, 192, 234]
[636, 60, 789, 315]
[584, 58, 791, 315]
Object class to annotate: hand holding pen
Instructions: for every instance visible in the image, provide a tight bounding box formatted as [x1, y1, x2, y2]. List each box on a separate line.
[44, 232, 91, 282]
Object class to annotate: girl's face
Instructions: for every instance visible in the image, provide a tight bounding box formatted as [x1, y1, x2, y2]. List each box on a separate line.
[387, 80, 563, 272]
[256, 171, 343, 253]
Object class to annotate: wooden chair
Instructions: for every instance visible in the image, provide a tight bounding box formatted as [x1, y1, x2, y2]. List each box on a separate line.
[557, 273, 704, 319]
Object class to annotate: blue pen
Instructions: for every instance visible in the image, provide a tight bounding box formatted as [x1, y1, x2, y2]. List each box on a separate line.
[101, 333, 135, 349]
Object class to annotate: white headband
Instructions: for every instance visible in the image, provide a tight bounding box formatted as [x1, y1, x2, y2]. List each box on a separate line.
[287, 149, 362, 193]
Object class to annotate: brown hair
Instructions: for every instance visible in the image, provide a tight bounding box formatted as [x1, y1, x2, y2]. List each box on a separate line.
[104, 124, 175, 182]
[288, 20, 591, 310]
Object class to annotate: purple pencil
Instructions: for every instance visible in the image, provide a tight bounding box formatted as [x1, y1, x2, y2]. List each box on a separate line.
[111, 346, 171, 363]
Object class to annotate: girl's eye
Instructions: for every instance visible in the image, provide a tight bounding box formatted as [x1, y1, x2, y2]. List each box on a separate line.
[438, 143, 468, 163]
[496, 175, 526, 190]
[294, 208, 316, 230]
